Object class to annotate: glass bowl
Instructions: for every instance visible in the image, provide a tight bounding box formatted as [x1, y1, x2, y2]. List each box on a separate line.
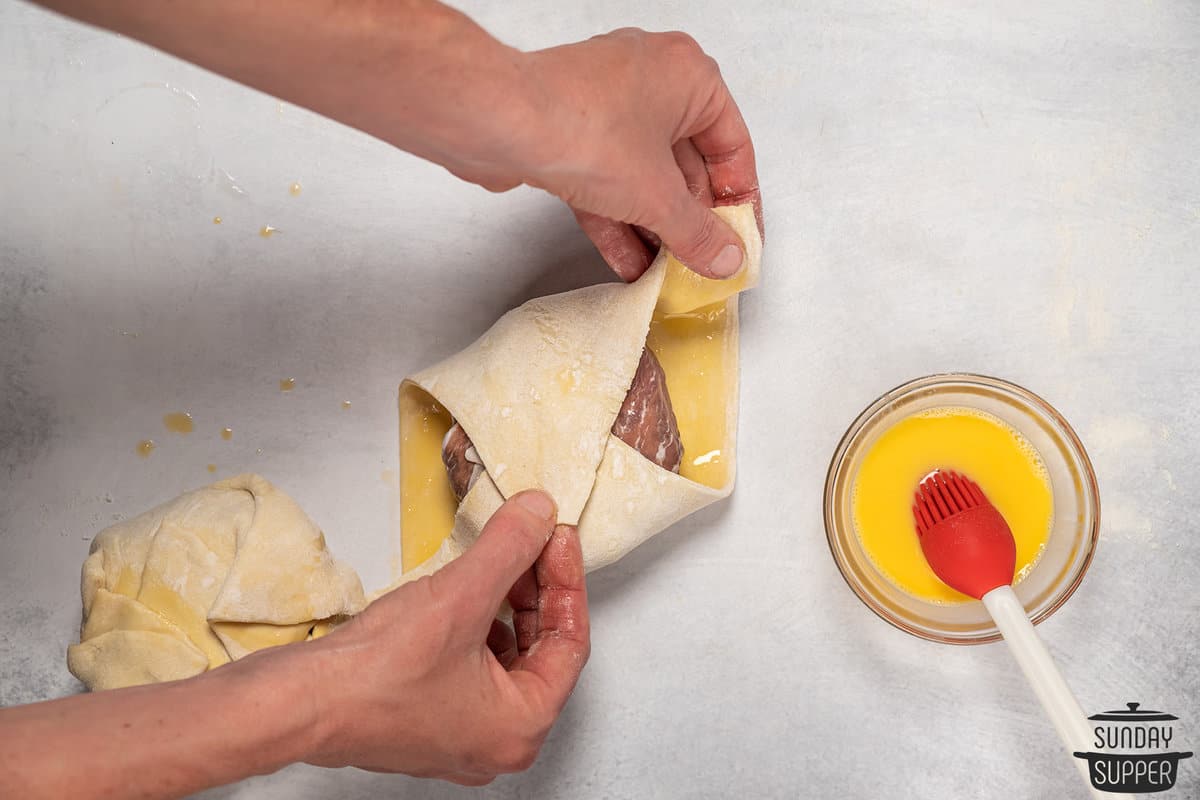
[824, 373, 1100, 644]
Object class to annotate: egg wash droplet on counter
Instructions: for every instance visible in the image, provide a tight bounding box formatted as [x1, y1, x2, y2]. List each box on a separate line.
[163, 412, 194, 434]
[136, 440, 156, 457]
[221, 427, 233, 440]
[260, 225, 277, 238]
[279, 378, 295, 392]
[851, 406, 1053, 604]
[289, 182, 302, 196]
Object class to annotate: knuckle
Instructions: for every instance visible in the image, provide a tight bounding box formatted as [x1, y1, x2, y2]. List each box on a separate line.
[534, 711, 557, 743]
[511, 748, 539, 773]
[498, 739, 541, 773]
[611, 26, 646, 38]
[483, 178, 520, 194]
[660, 30, 703, 57]
[419, 571, 448, 607]
[485, 719, 547, 773]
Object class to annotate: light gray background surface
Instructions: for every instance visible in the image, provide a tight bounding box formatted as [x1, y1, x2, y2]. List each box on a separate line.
[2, 1, 1197, 798]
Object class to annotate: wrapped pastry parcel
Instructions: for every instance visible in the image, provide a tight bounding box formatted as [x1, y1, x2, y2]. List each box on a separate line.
[399, 203, 762, 577]
[67, 475, 365, 691]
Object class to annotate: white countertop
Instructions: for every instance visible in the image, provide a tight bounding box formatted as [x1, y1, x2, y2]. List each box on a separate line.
[2, 1, 1197, 798]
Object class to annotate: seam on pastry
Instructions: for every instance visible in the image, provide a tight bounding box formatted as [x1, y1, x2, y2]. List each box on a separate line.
[418, 261, 667, 514]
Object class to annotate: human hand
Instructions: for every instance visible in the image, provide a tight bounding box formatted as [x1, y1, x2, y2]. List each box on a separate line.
[484, 29, 764, 282]
[300, 490, 589, 785]
[533, 29, 763, 281]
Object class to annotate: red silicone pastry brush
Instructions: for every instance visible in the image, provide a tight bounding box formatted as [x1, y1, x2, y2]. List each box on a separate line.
[912, 470, 1016, 599]
[913, 470, 1112, 798]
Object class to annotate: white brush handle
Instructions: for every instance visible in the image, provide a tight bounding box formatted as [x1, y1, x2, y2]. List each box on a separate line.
[982, 586, 1125, 800]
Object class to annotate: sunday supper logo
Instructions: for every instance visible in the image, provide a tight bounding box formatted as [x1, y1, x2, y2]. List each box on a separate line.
[1073, 703, 1192, 794]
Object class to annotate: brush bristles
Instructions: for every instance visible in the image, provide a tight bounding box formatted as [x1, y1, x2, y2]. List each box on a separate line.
[912, 470, 988, 536]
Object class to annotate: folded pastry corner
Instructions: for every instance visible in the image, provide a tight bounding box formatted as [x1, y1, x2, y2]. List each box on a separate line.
[398, 203, 761, 577]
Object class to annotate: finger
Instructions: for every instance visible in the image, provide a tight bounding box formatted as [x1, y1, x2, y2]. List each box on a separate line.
[644, 167, 747, 279]
[508, 566, 539, 654]
[682, 83, 763, 239]
[486, 618, 518, 669]
[672, 138, 715, 208]
[509, 524, 590, 714]
[632, 139, 740, 276]
[529, 524, 588, 653]
[437, 490, 557, 625]
[572, 209, 653, 282]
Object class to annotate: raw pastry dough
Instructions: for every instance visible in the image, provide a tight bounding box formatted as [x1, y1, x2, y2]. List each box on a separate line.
[68, 474, 365, 691]
[399, 203, 761, 577]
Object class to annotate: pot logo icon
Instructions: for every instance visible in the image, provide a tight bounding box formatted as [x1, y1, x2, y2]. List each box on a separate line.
[1073, 702, 1192, 793]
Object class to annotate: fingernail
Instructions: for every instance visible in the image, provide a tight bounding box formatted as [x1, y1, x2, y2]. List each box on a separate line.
[514, 490, 556, 521]
[708, 244, 744, 278]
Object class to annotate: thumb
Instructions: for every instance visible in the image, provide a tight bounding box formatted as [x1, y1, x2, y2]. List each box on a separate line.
[644, 176, 747, 279]
[438, 490, 558, 619]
